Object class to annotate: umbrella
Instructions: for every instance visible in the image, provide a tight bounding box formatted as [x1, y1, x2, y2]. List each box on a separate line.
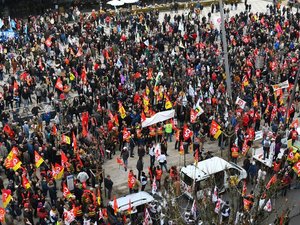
[122, 0, 139, 3]
[107, 0, 124, 6]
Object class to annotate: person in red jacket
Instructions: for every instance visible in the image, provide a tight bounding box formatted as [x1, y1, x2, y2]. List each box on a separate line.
[289, 127, 298, 144]
[231, 144, 239, 164]
[37, 205, 48, 223]
[281, 172, 292, 197]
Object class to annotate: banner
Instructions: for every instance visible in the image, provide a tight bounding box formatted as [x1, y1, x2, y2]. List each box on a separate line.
[235, 97, 246, 109]
[272, 80, 289, 91]
[142, 110, 175, 128]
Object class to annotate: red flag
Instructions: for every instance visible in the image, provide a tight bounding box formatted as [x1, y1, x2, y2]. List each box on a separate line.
[81, 67, 87, 83]
[81, 111, 89, 137]
[292, 161, 300, 176]
[141, 111, 146, 123]
[116, 157, 124, 166]
[114, 114, 119, 126]
[3, 124, 14, 138]
[210, 120, 222, 139]
[61, 151, 69, 167]
[55, 77, 63, 91]
[123, 127, 131, 141]
[266, 174, 277, 189]
[52, 163, 64, 180]
[72, 132, 77, 152]
[52, 124, 57, 135]
[2, 189, 12, 208]
[0, 208, 5, 222]
[22, 174, 31, 189]
[81, 112, 89, 127]
[113, 196, 119, 215]
[77, 154, 83, 167]
[183, 124, 193, 141]
[63, 182, 72, 199]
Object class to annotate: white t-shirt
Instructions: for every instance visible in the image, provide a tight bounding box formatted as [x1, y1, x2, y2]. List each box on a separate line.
[157, 154, 166, 163]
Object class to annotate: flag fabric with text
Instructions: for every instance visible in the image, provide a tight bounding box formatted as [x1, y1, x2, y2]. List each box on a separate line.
[183, 124, 193, 141]
[22, 174, 31, 189]
[55, 77, 63, 91]
[52, 163, 64, 180]
[61, 151, 69, 168]
[2, 189, 12, 208]
[292, 161, 300, 176]
[63, 183, 72, 199]
[34, 151, 44, 168]
[11, 155, 22, 171]
[0, 207, 5, 222]
[143, 208, 152, 225]
[210, 120, 222, 139]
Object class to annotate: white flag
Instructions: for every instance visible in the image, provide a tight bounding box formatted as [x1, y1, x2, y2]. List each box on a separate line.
[214, 198, 221, 213]
[235, 97, 246, 109]
[212, 186, 218, 203]
[191, 200, 197, 219]
[264, 199, 272, 212]
[152, 177, 157, 194]
[143, 208, 152, 225]
[188, 85, 195, 98]
[116, 58, 123, 68]
[209, 83, 214, 95]
[154, 144, 161, 159]
[272, 80, 289, 91]
[64, 209, 75, 225]
[144, 39, 149, 46]
[195, 98, 204, 116]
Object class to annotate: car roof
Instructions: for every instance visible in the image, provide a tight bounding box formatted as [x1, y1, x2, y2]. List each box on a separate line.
[180, 157, 235, 181]
[108, 191, 154, 212]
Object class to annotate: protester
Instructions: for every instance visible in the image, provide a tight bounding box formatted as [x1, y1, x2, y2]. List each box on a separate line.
[0, 0, 299, 224]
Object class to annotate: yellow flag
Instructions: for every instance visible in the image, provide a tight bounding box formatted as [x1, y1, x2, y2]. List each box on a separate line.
[165, 100, 172, 109]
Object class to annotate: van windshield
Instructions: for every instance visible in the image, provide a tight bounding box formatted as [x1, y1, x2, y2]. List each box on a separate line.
[181, 172, 194, 186]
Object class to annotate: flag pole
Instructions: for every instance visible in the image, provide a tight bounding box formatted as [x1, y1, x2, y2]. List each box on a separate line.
[284, 66, 300, 129]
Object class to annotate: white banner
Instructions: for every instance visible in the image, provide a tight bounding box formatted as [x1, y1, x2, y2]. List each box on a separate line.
[272, 80, 289, 91]
[235, 97, 246, 109]
[142, 110, 175, 128]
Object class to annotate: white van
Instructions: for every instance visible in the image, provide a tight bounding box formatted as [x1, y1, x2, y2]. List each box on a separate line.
[108, 191, 154, 214]
[180, 157, 247, 199]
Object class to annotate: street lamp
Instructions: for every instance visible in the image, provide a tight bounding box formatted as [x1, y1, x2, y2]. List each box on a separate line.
[218, 0, 232, 101]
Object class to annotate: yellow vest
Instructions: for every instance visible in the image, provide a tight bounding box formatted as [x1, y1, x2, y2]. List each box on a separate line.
[165, 124, 172, 133]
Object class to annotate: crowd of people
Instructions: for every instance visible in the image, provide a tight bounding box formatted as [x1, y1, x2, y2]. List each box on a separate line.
[0, 0, 299, 224]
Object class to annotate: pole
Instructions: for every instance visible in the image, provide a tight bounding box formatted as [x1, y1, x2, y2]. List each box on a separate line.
[219, 0, 232, 100]
[284, 66, 300, 128]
